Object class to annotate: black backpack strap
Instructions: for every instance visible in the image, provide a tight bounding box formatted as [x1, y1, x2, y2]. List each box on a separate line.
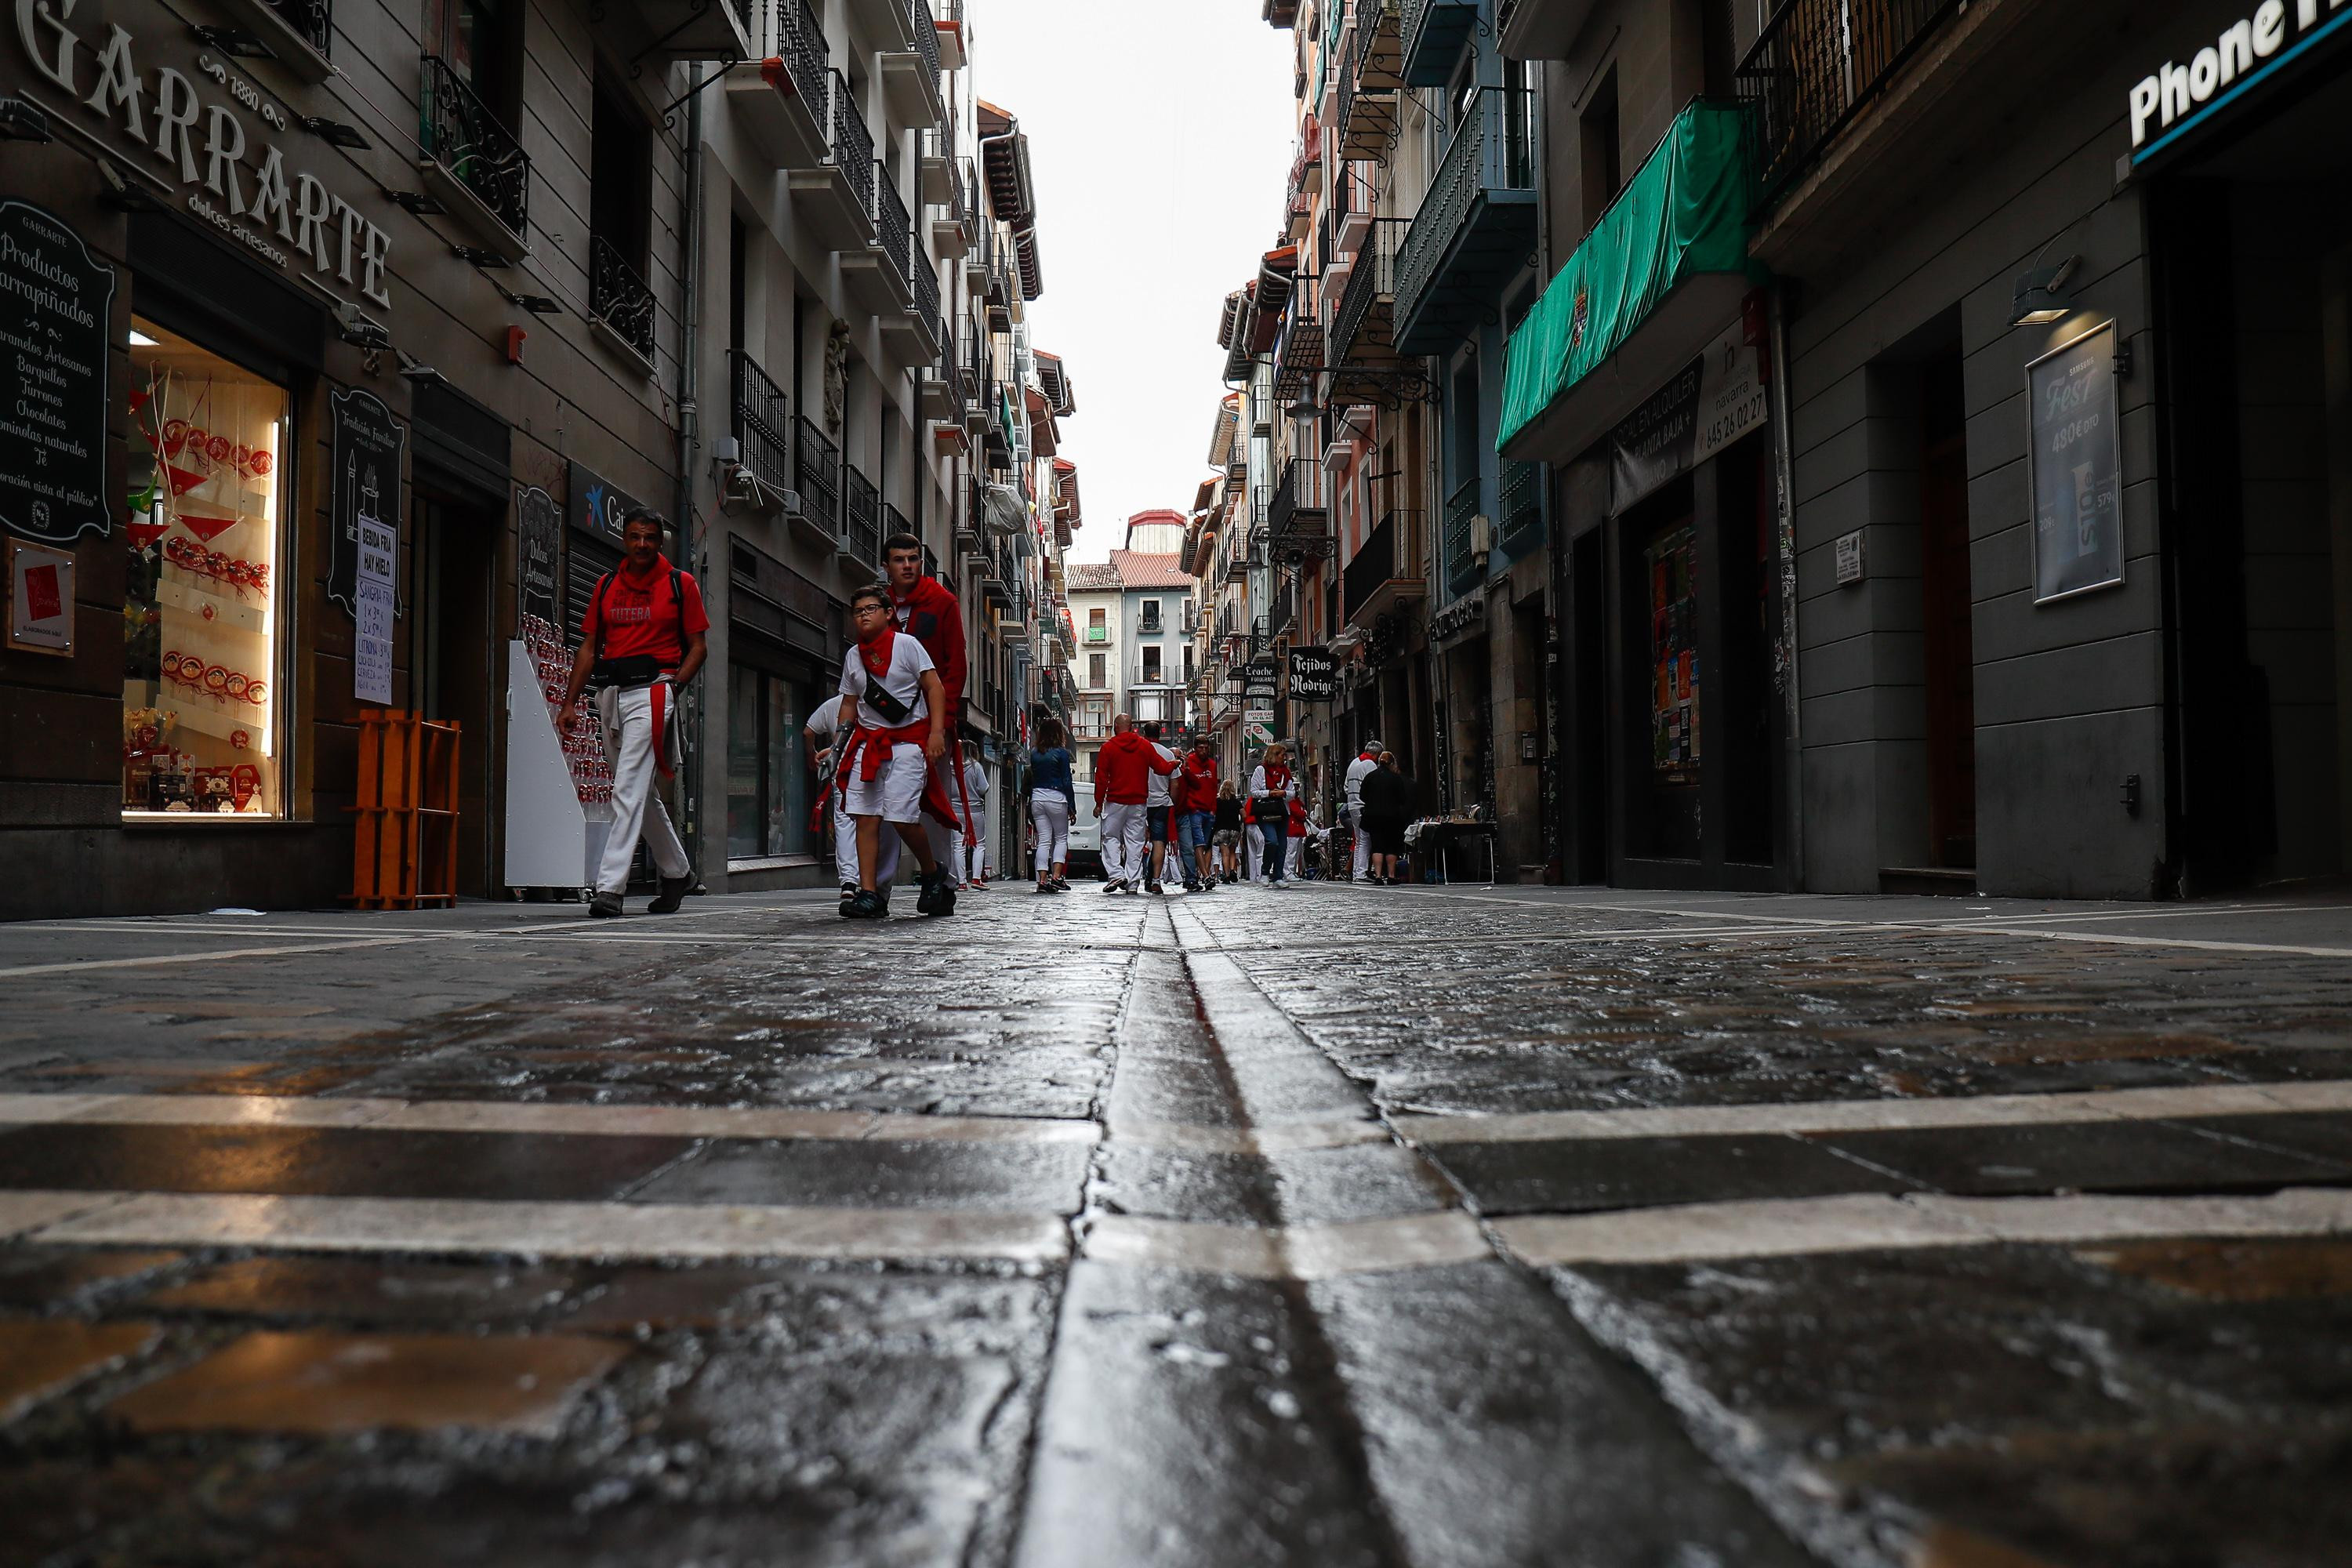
[586, 572, 612, 655]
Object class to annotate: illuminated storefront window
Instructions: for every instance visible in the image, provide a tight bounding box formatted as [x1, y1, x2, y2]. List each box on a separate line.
[122, 320, 289, 818]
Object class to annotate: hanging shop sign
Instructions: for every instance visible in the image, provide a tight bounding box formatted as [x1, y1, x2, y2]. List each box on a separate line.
[0, 201, 114, 545]
[5, 536, 75, 655]
[1242, 659, 1279, 701]
[1609, 313, 1769, 514]
[2127, 0, 2352, 168]
[11, 11, 392, 309]
[569, 460, 650, 545]
[2026, 321, 2125, 605]
[517, 484, 560, 622]
[1287, 644, 1338, 702]
[326, 387, 405, 616]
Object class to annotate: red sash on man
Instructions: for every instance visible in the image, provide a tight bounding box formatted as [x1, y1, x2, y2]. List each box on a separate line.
[891, 573, 975, 833]
[832, 624, 959, 828]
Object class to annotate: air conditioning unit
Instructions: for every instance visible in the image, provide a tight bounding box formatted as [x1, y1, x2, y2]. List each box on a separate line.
[1469, 514, 1494, 561]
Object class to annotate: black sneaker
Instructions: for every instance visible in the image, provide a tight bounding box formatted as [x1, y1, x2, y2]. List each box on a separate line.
[588, 891, 624, 918]
[846, 889, 887, 919]
[838, 887, 859, 916]
[647, 873, 691, 914]
[1034, 883, 1054, 895]
[1145, 880, 1163, 895]
[920, 869, 957, 917]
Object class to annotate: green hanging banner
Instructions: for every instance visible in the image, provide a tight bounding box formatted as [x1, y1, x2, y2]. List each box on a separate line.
[1497, 101, 1763, 457]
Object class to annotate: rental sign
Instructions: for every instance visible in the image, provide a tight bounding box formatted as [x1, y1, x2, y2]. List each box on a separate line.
[2128, 0, 2352, 165]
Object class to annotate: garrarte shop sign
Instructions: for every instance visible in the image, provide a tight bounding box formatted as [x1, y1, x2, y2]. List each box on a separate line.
[0, 200, 112, 543]
[13, 0, 393, 308]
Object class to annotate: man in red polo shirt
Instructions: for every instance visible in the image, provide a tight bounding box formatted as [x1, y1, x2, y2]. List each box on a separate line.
[883, 532, 972, 873]
[557, 508, 708, 918]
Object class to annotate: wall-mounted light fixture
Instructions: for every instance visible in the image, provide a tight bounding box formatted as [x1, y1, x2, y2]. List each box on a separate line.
[301, 115, 371, 151]
[2011, 255, 2080, 327]
[191, 24, 273, 58]
[0, 97, 52, 142]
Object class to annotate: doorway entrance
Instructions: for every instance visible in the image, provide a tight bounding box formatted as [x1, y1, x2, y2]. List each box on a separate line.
[1918, 349, 1976, 871]
[411, 491, 501, 897]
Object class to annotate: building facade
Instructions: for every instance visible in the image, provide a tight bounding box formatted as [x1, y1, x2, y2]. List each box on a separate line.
[0, 0, 1084, 914]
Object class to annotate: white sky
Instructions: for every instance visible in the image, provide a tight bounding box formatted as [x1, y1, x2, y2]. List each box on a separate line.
[964, 0, 1296, 563]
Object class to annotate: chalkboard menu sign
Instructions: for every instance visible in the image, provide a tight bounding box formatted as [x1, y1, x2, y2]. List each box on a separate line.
[2027, 321, 2125, 604]
[517, 485, 559, 622]
[0, 201, 114, 544]
[328, 388, 407, 616]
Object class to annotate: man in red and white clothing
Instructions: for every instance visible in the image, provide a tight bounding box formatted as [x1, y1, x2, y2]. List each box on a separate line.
[882, 533, 973, 877]
[558, 508, 707, 919]
[832, 583, 959, 920]
[1091, 713, 1175, 895]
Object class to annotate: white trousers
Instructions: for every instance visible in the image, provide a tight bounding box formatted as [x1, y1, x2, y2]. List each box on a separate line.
[1349, 805, 1370, 879]
[1032, 789, 1069, 873]
[1101, 801, 1147, 883]
[950, 826, 988, 883]
[835, 801, 898, 889]
[594, 683, 690, 896]
[1243, 824, 1265, 880]
[1287, 837, 1305, 879]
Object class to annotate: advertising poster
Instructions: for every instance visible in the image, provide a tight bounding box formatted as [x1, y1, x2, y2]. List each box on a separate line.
[2027, 321, 2125, 604]
[0, 201, 114, 544]
[328, 388, 406, 616]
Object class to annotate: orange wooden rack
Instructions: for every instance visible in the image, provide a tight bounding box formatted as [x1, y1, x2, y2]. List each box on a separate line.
[346, 710, 461, 910]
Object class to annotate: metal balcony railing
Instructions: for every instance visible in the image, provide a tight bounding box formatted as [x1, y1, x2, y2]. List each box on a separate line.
[1498, 458, 1543, 547]
[1330, 217, 1404, 365]
[844, 464, 881, 568]
[795, 415, 842, 542]
[829, 70, 875, 217]
[731, 350, 791, 493]
[883, 502, 913, 554]
[1393, 85, 1534, 335]
[906, 0, 940, 84]
[768, 0, 827, 107]
[419, 54, 529, 241]
[1269, 577, 1298, 638]
[1737, 0, 1962, 206]
[1266, 456, 1327, 548]
[270, 0, 331, 56]
[1443, 477, 1481, 594]
[1344, 508, 1419, 622]
[589, 234, 655, 362]
[914, 248, 942, 342]
[875, 160, 912, 282]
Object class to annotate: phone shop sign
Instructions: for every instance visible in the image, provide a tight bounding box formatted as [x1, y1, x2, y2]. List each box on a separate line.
[2128, 0, 2352, 166]
[14, 0, 393, 307]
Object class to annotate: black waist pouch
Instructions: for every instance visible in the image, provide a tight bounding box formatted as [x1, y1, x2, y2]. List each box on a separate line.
[862, 673, 913, 724]
[590, 655, 663, 690]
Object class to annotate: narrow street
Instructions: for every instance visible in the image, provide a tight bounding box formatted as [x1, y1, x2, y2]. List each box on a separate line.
[2, 887, 2347, 1566]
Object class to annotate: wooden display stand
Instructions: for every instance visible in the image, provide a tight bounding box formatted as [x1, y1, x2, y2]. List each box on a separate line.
[347, 709, 461, 909]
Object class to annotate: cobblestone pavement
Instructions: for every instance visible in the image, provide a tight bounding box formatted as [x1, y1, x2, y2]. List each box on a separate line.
[2, 882, 2350, 1566]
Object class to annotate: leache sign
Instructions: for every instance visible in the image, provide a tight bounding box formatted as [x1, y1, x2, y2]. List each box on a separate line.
[14, 0, 393, 307]
[2128, 0, 2352, 165]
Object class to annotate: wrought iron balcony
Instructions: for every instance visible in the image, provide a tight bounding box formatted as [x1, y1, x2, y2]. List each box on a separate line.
[731, 350, 791, 493]
[589, 234, 655, 364]
[1394, 85, 1537, 355]
[1737, 0, 1962, 207]
[1443, 477, 1482, 597]
[1335, 0, 1404, 162]
[829, 69, 875, 216]
[1344, 508, 1425, 626]
[795, 415, 842, 543]
[1330, 216, 1405, 367]
[1401, 0, 1476, 87]
[1266, 457, 1330, 557]
[875, 161, 913, 283]
[768, 0, 828, 110]
[844, 464, 881, 570]
[1498, 458, 1543, 549]
[418, 54, 529, 247]
[906, 0, 940, 83]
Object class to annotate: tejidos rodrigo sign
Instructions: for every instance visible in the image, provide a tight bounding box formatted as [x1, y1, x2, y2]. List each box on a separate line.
[0, 201, 113, 543]
[2127, 0, 2352, 165]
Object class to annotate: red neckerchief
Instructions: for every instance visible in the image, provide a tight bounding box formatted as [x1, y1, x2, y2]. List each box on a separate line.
[857, 622, 898, 679]
[1263, 762, 1291, 792]
[618, 552, 671, 591]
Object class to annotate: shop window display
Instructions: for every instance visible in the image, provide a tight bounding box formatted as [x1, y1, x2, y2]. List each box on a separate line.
[726, 663, 814, 860]
[122, 321, 287, 818]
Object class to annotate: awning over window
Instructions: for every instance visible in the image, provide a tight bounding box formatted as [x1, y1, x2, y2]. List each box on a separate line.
[1498, 101, 1762, 462]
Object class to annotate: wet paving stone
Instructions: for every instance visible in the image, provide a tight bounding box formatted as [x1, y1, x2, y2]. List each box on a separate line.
[105, 1328, 630, 1437]
[0, 1247, 183, 1309]
[1809, 1118, 2352, 1196]
[1094, 1141, 1453, 1228]
[0, 1123, 696, 1203]
[1432, 1131, 1921, 1216]
[0, 1318, 162, 1421]
[630, 1138, 1094, 1214]
[147, 1255, 582, 1326]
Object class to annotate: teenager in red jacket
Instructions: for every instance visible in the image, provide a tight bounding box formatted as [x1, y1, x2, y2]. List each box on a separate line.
[884, 533, 972, 876]
[1092, 714, 1175, 894]
[1172, 733, 1221, 893]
